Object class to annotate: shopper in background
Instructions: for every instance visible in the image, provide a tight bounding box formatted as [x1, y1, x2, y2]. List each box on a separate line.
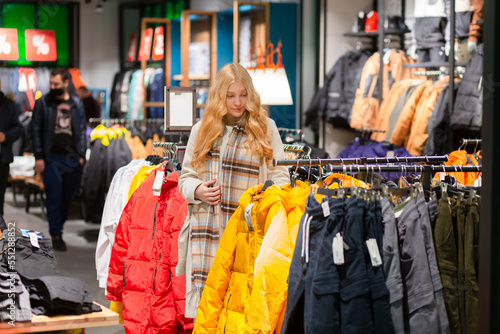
[76, 86, 101, 123]
[0, 81, 22, 221]
[31, 68, 87, 251]
[178, 62, 289, 316]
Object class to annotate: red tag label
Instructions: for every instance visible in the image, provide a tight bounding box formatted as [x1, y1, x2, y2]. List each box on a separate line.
[152, 26, 164, 60]
[25, 29, 57, 61]
[0, 28, 19, 61]
[126, 32, 138, 62]
[138, 28, 153, 61]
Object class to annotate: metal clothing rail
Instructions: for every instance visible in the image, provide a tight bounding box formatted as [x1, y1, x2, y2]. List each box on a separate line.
[152, 142, 186, 151]
[322, 164, 481, 173]
[273, 155, 449, 167]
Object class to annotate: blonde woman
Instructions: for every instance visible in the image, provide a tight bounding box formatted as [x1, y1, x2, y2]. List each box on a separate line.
[177, 62, 289, 317]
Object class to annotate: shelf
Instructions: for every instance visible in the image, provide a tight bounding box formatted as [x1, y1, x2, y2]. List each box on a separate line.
[173, 74, 210, 81]
[343, 29, 410, 38]
[403, 62, 468, 68]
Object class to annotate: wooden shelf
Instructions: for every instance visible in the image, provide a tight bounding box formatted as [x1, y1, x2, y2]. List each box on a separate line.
[173, 74, 210, 81]
[0, 303, 119, 333]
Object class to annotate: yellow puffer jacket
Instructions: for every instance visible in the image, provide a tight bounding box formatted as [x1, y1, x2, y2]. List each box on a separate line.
[194, 185, 290, 334]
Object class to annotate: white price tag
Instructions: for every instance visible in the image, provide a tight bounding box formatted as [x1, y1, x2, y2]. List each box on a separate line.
[152, 170, 165, 196]
[332, 233, 344, 265]
[321, 201, 330, 217]
[366, 238, 382, 267]
[28, 232, 40, 248]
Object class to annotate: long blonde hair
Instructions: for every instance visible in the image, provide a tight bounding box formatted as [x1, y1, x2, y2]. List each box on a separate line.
[191, 63, 273, 170]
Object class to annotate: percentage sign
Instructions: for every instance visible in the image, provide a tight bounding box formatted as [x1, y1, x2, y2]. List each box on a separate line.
[0, 34, 11, 54]
[32, 34, 50, 55]
[154, 35, 164, 55]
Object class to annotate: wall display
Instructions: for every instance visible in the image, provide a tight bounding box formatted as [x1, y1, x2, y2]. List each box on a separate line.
[164, 86, 196, 131]
[138, 27, 153, 61]
[126, 32, 138, 62]
[0, 28, 19, 61]
[24, 29, 57, 61]
[152, 26, 164, 60]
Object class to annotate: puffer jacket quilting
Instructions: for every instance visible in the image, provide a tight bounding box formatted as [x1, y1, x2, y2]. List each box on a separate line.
[107, 168, 193, 334]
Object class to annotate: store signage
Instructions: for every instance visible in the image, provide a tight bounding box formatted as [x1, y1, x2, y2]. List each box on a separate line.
[152, 26, 164, 60]
[126, 32, 138, 62]
[25, 29, 57, 61]
[138, 28, 153, 61]
[0, 28, 19, 60]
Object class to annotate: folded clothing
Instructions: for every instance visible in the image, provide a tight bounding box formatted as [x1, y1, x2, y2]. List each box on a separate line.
[0, 273, 32, 322]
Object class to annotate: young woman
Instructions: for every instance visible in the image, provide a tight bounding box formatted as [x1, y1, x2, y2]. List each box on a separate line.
[178, 62, 290, 317]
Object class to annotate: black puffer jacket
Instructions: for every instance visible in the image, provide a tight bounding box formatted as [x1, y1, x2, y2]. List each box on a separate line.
[451, 43, 483, 130]
[305, 49, 372, 131]
[31, 92, 86, 162]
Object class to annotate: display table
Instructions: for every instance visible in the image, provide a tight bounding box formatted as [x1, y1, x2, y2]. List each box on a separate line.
[0, 303, 119, 333]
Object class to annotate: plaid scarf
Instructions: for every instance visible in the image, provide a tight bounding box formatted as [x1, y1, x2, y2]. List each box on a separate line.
[190, 120, 260, 303]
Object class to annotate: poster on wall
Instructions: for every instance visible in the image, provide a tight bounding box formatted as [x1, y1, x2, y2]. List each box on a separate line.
[126, 32, 138, 62]
[0, 28, 19, 61]
[138, 28, 153, 61]
[152, 26, 164, 60]
[25, 29, 57, 61]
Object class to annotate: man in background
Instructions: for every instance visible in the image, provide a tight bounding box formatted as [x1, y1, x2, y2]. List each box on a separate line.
[76, 86, 101, 123]
[0, 82, 22, 221]
[31, 68, 86, 251]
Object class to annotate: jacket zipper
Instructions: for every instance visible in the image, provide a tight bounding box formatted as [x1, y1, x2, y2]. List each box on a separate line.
[152, 203, 158, 239]
[123, 257, 127, 287]
[224, 294, 232, 334]
[153, 253, 161, 292]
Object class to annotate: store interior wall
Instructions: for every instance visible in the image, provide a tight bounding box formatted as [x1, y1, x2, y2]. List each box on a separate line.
[319, 0, 408, 158]
[79, 0, 121, 114]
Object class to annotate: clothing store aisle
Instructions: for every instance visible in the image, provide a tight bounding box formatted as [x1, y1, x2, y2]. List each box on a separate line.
[2, 189, 125, 334]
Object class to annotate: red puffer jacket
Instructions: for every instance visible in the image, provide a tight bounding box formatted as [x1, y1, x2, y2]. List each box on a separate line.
[107, 167, 193, 333]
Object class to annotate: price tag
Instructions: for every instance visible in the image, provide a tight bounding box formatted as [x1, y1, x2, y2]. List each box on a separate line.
[366, 238, 382, 267]
[321, 200, 330, 217]
[28, 232, 40, 248]
[152, 170, 165, 196]
[332, 233, 344, 265]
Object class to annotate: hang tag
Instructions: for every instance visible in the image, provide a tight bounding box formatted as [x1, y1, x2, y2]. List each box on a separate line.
[28, 232, 40, 248]
[152, 170, 165, 196]
[321, 200, 330, 217]
[366, 238, 382, 267]
[332, 233, 344, 265]
[244, 203, 255, 231]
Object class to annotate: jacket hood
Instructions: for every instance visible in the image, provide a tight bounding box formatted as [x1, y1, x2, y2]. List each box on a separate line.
[239, 184, 290, 224]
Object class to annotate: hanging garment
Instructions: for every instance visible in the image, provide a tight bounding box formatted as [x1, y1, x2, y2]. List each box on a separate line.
[107, 168, 193, 334]
[68, 68, 86, 89]
[433, 150, 481, 186]
[414, 0, 447, 63]
[128, 69, 145, 121]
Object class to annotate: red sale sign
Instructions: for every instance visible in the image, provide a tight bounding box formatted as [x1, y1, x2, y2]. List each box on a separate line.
[126, 32, 138, 62]
[25, 29, 57, 61]
[0, 28, 19, 61]
[138, 28, 153, 61]
[152, 26, 164, 60]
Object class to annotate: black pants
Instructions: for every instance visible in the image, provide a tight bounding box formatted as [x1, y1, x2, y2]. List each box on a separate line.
[0, 163, 9, 218]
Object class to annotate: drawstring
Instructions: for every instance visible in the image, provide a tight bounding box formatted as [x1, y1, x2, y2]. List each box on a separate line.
[301, 214, 313, 263]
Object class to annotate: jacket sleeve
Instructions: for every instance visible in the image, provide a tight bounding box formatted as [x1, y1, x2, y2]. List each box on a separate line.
[469, 0, 483, 43]
[267, 119, 290, 187]
[193, 212, 239, 333]
[245, 204, 291, 333]
[74, 97, 87, 158]
[106, 199, 132, 302]
[179, 122, 204, 204]
[31, 98, 45, 160]
[3, 101, 22, 144]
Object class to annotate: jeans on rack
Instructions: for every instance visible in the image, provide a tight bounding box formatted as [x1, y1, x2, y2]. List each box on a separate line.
[464, 198, 479, 334]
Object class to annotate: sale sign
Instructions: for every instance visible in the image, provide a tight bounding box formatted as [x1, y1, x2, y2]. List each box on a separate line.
[25, 29, 57, 61]
[138, 28, 153, 61]
[152, 26, 164, 60]
[0, 28, 19, 61]
[126, 32, 138, 62]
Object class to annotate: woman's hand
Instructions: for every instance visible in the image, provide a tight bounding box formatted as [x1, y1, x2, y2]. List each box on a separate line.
[194, 179, 221, 205]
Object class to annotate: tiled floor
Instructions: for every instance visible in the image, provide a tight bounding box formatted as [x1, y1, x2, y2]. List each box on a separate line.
[3, 188, 125, 334]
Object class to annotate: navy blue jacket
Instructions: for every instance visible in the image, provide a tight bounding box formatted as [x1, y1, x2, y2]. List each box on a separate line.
[0, 92, 22, 164]
[31, 92, 86, 162]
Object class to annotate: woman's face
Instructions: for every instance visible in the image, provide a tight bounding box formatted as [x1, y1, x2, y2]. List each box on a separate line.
[225, 82, 248, 124]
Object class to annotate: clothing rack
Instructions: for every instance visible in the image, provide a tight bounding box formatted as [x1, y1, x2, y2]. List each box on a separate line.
[282, 144, 312, 159]
[272, 155, 449, 167]
[88, 118, 130, 126]
[353, 128, 386, 138]
[278, 128, 304, 142]
[460, 138, 482, 148]
[412, 67, 466, 78]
